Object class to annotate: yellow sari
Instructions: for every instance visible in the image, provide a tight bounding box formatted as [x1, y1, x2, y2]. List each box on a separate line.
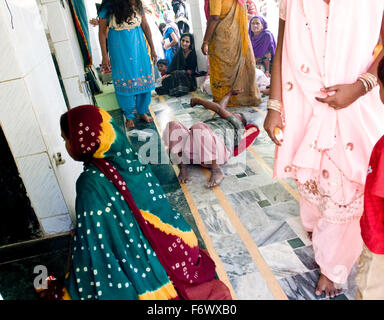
[208, 0, 261, 106]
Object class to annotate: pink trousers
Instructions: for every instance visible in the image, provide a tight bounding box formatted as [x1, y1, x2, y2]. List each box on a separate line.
[163, 121, 230, 165]
[300, 198, 363, 285]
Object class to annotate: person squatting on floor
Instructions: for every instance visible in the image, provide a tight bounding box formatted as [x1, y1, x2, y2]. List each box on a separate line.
[355, 56, 384, 300]
[264, 0, 384, 298]
[163, 90, 260, 188]
[56, 105, 232, 300]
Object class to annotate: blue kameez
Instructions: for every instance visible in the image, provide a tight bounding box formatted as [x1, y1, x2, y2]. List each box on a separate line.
[163, 27, 178, 66]
[99, 8, 155, 120]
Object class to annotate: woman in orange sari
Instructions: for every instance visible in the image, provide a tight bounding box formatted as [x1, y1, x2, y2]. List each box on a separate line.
[201, 0, 261, 107]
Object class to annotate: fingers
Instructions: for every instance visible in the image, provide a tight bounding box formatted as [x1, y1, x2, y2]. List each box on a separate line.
[315, 96, 333, 104]
[265, 127, 282, 146]
[315, 96, 343, 110]
[321, 85, 340, 93]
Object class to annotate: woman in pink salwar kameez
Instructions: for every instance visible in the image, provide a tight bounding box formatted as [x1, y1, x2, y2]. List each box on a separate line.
[264, 0, 384, 298]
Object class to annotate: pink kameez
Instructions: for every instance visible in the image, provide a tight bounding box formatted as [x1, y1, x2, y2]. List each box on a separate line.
[276, 0, 384, 285]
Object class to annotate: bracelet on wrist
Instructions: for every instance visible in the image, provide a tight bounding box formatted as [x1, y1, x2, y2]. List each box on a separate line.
[358, 73, 378, 94]
[267, 99, 282, 114]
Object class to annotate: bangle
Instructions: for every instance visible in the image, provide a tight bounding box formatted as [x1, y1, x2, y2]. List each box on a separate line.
[267, 99, 282, 113]
[358, 78, 369, 93]
[358, 73, 378, 93]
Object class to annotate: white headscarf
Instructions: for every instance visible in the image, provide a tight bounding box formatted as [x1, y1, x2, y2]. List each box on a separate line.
[163, 10, 180, 40]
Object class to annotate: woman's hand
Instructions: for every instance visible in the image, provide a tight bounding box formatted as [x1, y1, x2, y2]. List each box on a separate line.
[101, 55, 111, 73]
[151, 51, 157, 64]
[201, 42, 208, 55]
[89, 18, 99, 27]
[315, 81, 366, 110]
[263, 109, 283, 146]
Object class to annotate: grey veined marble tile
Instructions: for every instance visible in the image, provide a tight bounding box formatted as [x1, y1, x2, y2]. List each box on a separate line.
[250, 221, 298, 247]
[227, 189, 263, 207]
[259, 242, 308, 279]
[278, 270, 322, 300]
[293, 245, 319, 271]
[262, 200, 300, 221]
[198, 204, 237, 236]
[259, 183, 295, 205]
[231, 272, 275, 300]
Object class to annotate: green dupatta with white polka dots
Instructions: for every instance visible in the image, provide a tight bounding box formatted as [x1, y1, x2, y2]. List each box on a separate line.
[65, 122, 182, 299]
[64, 107, 229, 300]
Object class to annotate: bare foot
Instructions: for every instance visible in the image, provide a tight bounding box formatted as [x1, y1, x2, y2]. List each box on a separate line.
[206, 165, 224, 188]
[126, 119, 135, 129]
[315, 274, 342, 299]
[178, 163, 188, 184]
[140, 114, 153, 123]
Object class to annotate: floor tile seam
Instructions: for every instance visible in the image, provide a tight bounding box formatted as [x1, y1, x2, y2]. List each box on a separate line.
[247, 147, 300, 202]
[157, 94, 287, 300]
[149, 97, 238, 299]
[198, 167, 288, 300]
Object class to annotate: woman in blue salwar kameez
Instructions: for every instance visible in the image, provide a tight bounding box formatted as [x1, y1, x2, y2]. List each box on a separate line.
[98, 0, 157, 129]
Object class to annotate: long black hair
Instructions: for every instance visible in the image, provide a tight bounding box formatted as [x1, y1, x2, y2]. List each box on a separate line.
[378, 56, 384, 86]
[98, 0, 143, 25]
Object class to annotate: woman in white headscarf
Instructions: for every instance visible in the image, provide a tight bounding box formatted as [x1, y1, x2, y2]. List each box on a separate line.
[161, 10, 180, 65]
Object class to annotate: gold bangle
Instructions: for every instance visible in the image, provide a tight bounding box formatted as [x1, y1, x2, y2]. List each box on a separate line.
[358, 78, 369, 93]
[359, 73, 378, 93]
[267, 106, 282, 113]
[267, 99, 282, 113]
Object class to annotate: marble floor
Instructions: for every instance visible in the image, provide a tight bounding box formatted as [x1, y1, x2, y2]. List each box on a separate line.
[141, 90, 358, 301]
[0, 89, 358, 300]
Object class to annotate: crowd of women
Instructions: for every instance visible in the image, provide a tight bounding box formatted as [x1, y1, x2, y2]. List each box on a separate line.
[37, 0, 384, 301]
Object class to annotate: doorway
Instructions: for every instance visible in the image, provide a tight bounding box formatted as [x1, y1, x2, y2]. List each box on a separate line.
[0, 127, 41, 246]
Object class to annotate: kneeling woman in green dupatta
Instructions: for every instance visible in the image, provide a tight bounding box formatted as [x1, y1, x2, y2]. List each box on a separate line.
[155, 33, 198, 97]
[60, 105, 231, 300]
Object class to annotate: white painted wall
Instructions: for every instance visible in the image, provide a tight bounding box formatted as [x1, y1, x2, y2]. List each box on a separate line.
[0, 0, 84, 235]
[39, 0, 92, 108]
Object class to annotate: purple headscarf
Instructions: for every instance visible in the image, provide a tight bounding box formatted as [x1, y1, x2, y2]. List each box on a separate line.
[249, 16, 276, 59]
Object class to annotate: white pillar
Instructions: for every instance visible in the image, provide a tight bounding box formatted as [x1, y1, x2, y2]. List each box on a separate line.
[188, 0, 208, 74]
[84, 0, 102, 68]
[0, 0, 76, 235]
[39, 0, 92, 108]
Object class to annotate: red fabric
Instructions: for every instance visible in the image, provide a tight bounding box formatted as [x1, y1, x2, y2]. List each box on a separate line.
[66, 105, 232, 300]
[67, 105, 103, 162]
[233, 124, 260, 156]
[360, 135, 384, 254]
[92, 158, 231, 300]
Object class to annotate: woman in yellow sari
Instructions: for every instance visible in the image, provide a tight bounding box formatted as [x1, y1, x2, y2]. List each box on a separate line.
[202, 0, 261, 107]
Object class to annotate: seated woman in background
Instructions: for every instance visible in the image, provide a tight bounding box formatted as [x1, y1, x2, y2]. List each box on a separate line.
[155, 33, 198, 97]
[249, 16, 276, 77]
[160, 11, 180, 66]
[59, 105, 232, 300]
